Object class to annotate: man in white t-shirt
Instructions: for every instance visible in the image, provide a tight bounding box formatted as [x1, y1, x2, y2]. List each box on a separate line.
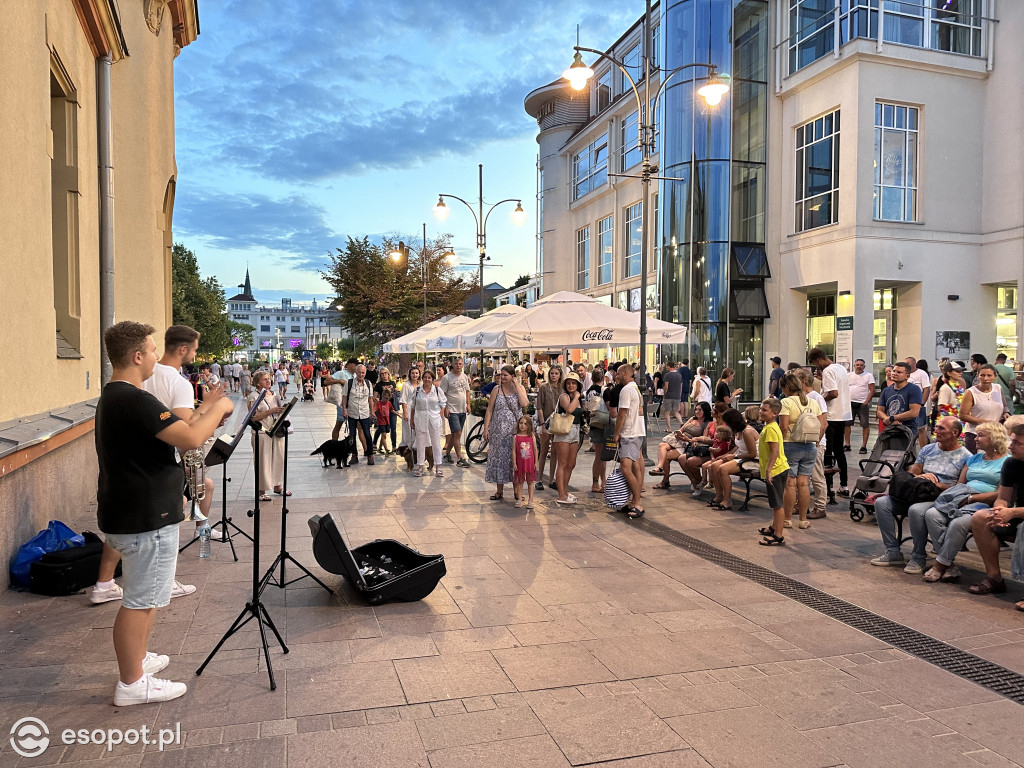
[439, 358, 472, 467]
[89, 325, 206, 605]
[845, 358, 876, 455]
[613, 364, 646, 519]
[808, 348, 852, 497]
[905, 357, 932, 448]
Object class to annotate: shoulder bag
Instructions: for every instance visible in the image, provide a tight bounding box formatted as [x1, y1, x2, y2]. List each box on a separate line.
[888, 470, 942, 505]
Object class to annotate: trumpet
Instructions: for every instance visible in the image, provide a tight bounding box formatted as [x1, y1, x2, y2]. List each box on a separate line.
[183, 444, 209, 522]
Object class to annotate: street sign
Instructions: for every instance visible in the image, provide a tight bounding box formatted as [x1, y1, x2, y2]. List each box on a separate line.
[836, 316, 854, 368]
[836, 316, 854, 331]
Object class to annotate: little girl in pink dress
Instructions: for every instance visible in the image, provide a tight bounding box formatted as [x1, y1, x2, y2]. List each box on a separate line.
[512, 416, 538, 509]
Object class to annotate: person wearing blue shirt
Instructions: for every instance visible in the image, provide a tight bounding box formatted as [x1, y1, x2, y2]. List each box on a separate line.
[870, 416, 971, 572]
[876, 361, 925, 432]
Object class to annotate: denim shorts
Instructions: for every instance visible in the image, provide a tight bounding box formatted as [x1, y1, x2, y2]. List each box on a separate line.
[786, 441, 818, 477]
[103, 524, 180, 610]
[447, 411, 467, 433]
[553, 425, 580, 444]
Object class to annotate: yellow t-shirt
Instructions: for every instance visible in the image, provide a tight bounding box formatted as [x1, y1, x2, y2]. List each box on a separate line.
[779, 395, 822, 441]
[758, 421, 790, 479]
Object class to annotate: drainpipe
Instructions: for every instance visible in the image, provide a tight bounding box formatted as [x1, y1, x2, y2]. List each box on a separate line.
[98, 53, 114, 385]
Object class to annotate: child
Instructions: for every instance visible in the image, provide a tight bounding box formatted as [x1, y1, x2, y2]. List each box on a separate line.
[374, 398, 393, 455]
[756, 398, 790, 546]
[700, 425, 734, 490]
[512, 415, 538, 510]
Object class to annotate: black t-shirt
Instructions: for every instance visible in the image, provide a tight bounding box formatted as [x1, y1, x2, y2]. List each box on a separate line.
[678, 365, 693, 395]
[374, 380, 396, 404]
[604, 383, 624, 411]
[1000, 457, 1024, 507]
[366, 368, 379, 385]
[715, 380, 731, 403]
[95, 382, 184, 535]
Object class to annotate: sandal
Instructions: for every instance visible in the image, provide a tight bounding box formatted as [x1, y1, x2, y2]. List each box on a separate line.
[782, 520, 792, 529]
[715, 505, 733, 512]
[797, 521, 811, 529]
[527, 502, 534, 510]
[649, 468, 664, 476]
[968, 577, 1006, 595]
[1016, 601, 1024, 613]
[759, 533, 785, 546]
[654, 481, 671, 490]
[555, 494, 578, 505]
[548, 482, 558, 490]
[514, 500, 524, 509]
[590, 486, 603, 493]
[273, 487, 292, 497]
[259, 494, 272, 501]
[627, 507, 645, 519]
[489, 493, 503, 501]
[706, 500, 723, 507]
[758, 525, 775, 537]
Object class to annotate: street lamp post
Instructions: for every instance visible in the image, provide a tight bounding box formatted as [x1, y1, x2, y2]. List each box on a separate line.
[390, 222, 458, 328]
[563, 0, 728, 398]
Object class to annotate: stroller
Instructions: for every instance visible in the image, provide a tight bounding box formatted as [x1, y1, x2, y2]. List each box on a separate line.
[302, 378, 316, 402]
[849, 423, 918, 522]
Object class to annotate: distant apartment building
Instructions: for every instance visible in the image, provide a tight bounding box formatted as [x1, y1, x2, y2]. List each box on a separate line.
[526, 0, 1022, 397]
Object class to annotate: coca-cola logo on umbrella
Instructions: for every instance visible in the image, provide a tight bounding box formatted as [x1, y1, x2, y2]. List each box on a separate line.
[581, 328, 614, 342]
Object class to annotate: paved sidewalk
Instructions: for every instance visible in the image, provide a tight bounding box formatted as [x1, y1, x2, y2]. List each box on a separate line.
[1, 393, 1021, 767]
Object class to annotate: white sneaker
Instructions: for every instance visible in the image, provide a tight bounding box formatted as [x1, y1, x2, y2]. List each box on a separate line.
[170, 581, 197, 599]
[142, 652, 169, 675]
[90, 583, 123, 604]
[113, 673, 186, 706]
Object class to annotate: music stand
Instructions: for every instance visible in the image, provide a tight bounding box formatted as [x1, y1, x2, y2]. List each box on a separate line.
[197, 391, 288, 690]
[203, 391, 268, 560]
[260, 397, 333, 595]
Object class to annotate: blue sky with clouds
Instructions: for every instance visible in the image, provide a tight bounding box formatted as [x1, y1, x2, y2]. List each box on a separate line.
[172, 0, 641, 305]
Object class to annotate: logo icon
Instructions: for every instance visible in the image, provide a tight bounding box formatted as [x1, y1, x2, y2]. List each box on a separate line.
[10, 717, 49, 758]
[474, 333, 485, 345]
[581, 328, 614, 342]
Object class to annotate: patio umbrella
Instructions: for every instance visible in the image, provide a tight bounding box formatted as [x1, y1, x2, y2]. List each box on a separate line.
[394, 315, 474, 354]
[382, 321, 444, 354]
[426, 304, 528, 351]
[465, 291, 688, 350]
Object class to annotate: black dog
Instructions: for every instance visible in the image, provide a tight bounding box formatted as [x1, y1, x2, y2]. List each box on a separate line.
[396, 445, 433, 471]
[311, 438, 356, 468]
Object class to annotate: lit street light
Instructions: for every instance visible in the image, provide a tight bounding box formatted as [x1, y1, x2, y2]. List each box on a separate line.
[390, 222, 458, 326]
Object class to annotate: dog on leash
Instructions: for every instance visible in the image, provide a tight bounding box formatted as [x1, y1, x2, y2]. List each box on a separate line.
[396, 445, 433, 471]
[311, 437, 356, 468]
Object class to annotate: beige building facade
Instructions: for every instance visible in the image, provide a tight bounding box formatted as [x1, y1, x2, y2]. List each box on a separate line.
[0, 0, 198, 588]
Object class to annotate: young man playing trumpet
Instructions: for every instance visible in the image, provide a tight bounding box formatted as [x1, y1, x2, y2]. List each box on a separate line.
[96, 321, 234, 705]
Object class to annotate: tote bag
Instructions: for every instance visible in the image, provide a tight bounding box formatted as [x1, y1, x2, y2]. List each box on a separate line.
[604, 467, 631, 509]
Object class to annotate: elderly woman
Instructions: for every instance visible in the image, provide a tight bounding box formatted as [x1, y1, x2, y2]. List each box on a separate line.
[248, 371, 287, 501]
[651, 401, 712, 490]
[918, 421, 1008, 582]
[484, 364, 529, 500]
[535, 365, 564, 491]
[554, 372, 584, 504]
[409, 369, 448, 477]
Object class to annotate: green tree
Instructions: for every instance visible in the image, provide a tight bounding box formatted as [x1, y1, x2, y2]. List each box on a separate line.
[171, 243, 230, 355]
[511, 273, 531, 289]
[315, 340, 336, 360]
[321, 235, 474, 351]
[229, 321, 255, 351]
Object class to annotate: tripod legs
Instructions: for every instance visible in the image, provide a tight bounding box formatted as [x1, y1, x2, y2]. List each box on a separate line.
[196, 599, 288, 690]
[209, 463, 252, 561]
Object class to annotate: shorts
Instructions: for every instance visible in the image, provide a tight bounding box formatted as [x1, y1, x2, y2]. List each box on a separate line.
[786, 441, 817, 477]
[618, 435, 642, 461]
[447, 411, 467, 434]
[590, 426, 605, 446]
[103, 525, 180, 609]
[765, 472, 788, 509]
[336, 405, 345, 422]
[662, 397, 680, 413]
[850, 402, 871, 429]
[553, 425, 580, 444]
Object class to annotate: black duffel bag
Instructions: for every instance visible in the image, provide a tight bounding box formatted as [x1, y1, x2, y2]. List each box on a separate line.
[888, 471, 942, 506]
[30, 532, 120, 596]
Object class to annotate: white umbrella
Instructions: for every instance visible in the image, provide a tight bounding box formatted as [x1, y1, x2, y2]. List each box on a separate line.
[395, 315, 474, 354]
[468, 291, 688, 350]
[426, 304, 528, 351]
[382, 321, 444, 354]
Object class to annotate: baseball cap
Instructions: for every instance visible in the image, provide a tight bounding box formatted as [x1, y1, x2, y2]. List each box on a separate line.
[770, 356, 782, 365]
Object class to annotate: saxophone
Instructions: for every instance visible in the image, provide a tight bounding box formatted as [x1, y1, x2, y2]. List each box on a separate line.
[182, 438, 212, 521]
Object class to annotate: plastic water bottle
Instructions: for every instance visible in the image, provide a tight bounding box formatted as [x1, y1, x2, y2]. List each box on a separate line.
[198, 524, 212, 558]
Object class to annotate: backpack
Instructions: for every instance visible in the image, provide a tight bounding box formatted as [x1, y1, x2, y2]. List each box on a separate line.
[790, 400, 821, 442]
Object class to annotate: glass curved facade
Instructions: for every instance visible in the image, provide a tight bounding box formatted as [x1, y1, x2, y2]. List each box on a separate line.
[659, 0, 768, 397]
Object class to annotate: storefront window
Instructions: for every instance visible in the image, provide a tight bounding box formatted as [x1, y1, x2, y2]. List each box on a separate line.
[996, 285, 1018, 361]
[807, 293, 836, 358]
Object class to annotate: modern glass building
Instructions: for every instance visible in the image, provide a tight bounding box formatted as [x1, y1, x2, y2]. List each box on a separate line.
[660, 0, 770, 398]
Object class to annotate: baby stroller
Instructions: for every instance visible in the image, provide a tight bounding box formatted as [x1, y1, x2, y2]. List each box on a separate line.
[849, 423, 918, 521]
[302, 378, 316, 402]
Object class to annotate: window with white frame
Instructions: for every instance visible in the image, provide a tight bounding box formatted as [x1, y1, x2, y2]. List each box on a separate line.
[598, 216, 613, 285]
[624, 201, 642, 278]
[795, 110, 840, 232]
[572, 134, 609, 200]
[595, 69, 612, 113]
[873, 102, 919, 222]
[621, 111, 641, 171]
[576, 226, 591, 290]
[620, 42, 642, 92]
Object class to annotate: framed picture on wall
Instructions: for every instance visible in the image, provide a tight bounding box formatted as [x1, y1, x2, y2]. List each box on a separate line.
[935, 331, 970, 360]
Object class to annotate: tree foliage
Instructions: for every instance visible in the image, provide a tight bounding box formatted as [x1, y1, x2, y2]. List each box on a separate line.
[511, 273, 531, 289]
[321, 235, 474, 351]
[171, 243, 232, 355]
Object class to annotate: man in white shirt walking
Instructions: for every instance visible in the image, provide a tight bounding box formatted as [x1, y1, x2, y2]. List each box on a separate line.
[845, 358, 876, 455]
[343, 364, 377, 465]
[808, 348, 852, 497]
[439, 358, 472, 467]
[613, 364, 646, 519]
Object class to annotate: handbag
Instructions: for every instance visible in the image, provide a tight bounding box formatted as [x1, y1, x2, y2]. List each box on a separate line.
[590, 409, 609, 428]
[327, 383, 343, 406]
[601, 433, 618, 462]
[548, 406, 575, 436]
[688, 444, 712, 458]
[888, 470, 942, 505]
[604, 467, 631, 509]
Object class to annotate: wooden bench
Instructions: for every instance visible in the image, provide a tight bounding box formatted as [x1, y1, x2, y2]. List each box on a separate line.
[734, 462, 839, 512]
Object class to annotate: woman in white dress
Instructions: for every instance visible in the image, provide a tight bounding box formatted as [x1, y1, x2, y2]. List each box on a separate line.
[399, 367, 422, 449]
[410, 369, 449, 477]
[247, 371, 287, 500]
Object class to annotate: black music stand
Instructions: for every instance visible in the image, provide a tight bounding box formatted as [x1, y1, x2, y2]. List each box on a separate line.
[260, 397, 333, 595]
[203, 391, 268, 560]
[197, 393, 288, 690]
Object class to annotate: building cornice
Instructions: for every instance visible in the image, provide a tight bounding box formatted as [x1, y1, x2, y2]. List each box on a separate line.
[70, 0, 128, 61]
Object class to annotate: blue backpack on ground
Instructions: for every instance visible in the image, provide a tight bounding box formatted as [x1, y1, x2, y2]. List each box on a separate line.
[10, 521, 84, 588]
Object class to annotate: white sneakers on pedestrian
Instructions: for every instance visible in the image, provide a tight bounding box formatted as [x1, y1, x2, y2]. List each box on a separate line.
[142, 652, 169, 675]
[89, 583, 124, 604]
[113, 673, 186, 706]
[170, 580, 197, 598]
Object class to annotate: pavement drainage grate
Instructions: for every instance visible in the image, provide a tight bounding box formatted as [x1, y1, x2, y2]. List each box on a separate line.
[624, 515, 1024, 706]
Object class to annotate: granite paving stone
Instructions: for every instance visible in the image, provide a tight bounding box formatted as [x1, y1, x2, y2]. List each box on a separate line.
[287, 721, 428, 768]
[803, 717, 977, 768]
[414, 704, 547, 750]
[424, 733, 572, 768]
[394, 650, 517, 703]
[492, 642, 616, 691]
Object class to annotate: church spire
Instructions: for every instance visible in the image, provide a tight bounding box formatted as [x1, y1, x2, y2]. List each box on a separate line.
[243, 268, 253, 299]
